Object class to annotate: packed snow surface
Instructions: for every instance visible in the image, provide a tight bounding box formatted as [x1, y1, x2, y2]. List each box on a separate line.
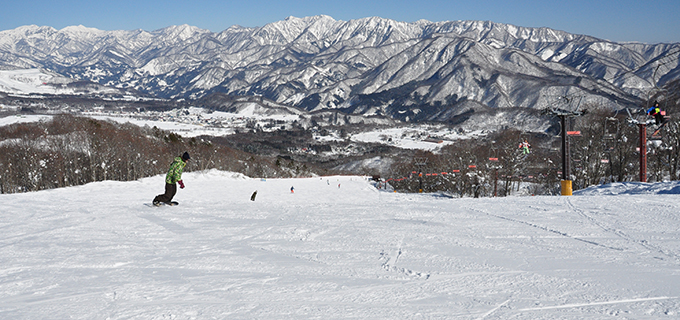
[2, 171, 680, 319]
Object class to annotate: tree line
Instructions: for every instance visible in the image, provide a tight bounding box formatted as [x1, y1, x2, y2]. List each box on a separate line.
[387, 94, 680, 197]
[0, 114, 314, 194]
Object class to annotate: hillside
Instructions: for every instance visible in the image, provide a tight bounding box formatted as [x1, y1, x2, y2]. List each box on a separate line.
[1, 171, 680, 318]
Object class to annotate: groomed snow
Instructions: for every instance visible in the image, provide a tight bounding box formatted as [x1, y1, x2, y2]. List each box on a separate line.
[1, 170, 679, 319]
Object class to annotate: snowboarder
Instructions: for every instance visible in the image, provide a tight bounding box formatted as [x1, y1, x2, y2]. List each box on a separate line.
[290, 186, 294, 193]
[153, 151, 190, 206]
[518, 139, 531, 155]
[250, 190, 257, 201]
[647, 101, 665, 126]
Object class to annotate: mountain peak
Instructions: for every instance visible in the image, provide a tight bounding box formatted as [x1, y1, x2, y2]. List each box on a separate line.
[284, 15, 336, 23]
[60, 25, 104, 34]
[152, 24, 211, 43]
[156, 24, 209, 35]
[2, 25, 57, 37]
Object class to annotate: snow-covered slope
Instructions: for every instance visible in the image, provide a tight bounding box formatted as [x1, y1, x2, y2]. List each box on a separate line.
[0, 68, 147, 98]
[0, 69, 74, 94]
[575, 180, 680, 195]
[1, 170, 679, 318]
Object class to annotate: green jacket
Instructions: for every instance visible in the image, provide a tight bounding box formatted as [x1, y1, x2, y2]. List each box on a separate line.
[165, 157, 186, 184]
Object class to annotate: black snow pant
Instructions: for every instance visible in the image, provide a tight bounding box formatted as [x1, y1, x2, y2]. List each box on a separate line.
[153, 183, 177, 203]
[655, 113, 664, 125]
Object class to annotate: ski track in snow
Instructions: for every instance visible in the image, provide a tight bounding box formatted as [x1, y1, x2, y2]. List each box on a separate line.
[1, 171, 680, 319]
[466, 205, 627, 252]
[566, 197, 680, 261]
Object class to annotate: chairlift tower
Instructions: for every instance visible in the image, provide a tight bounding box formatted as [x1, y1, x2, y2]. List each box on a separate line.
[626, 108, 657, 182]
[603, 117, 620, 182]
[413, 157, 428, 193]
[488, 144, 500, 197]
[544, 95, 586, 196]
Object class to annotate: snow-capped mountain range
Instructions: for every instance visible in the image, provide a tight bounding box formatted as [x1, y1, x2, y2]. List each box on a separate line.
[1, 15, 679, 123]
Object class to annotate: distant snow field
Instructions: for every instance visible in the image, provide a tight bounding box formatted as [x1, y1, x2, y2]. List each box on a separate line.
[350, 126, 484, 151]
[0, 69, 74, 95]
[1, 171, 679, 319]
[0, 114, 52, 126]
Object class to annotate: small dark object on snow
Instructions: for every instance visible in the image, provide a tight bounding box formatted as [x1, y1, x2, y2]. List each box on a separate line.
[251, 191, 258, 201]
[153, 201, 179, 206]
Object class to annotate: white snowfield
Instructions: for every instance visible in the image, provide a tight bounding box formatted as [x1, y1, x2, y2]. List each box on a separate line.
[1, 170, 680, 319]
[0, 69, 74, 95]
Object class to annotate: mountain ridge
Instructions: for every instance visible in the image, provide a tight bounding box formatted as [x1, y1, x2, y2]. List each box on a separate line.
[1, 15, 678, 126]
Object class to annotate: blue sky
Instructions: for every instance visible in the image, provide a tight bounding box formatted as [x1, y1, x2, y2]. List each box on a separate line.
[2, 0, 679, 43]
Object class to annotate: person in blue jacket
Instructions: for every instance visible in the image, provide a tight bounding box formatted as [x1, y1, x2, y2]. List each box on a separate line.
[647, 101, 664, 126]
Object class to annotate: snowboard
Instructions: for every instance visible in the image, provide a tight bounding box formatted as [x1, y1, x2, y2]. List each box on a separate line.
[652, 119, 669, 136]
[150, 201, 179, 207]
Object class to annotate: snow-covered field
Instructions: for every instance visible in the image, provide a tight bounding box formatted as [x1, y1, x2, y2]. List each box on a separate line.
[2, 171, 680, 319]
[0, 69, 74, 95]
[350, 126, 484, 151]
[0, 114, 53, 127]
